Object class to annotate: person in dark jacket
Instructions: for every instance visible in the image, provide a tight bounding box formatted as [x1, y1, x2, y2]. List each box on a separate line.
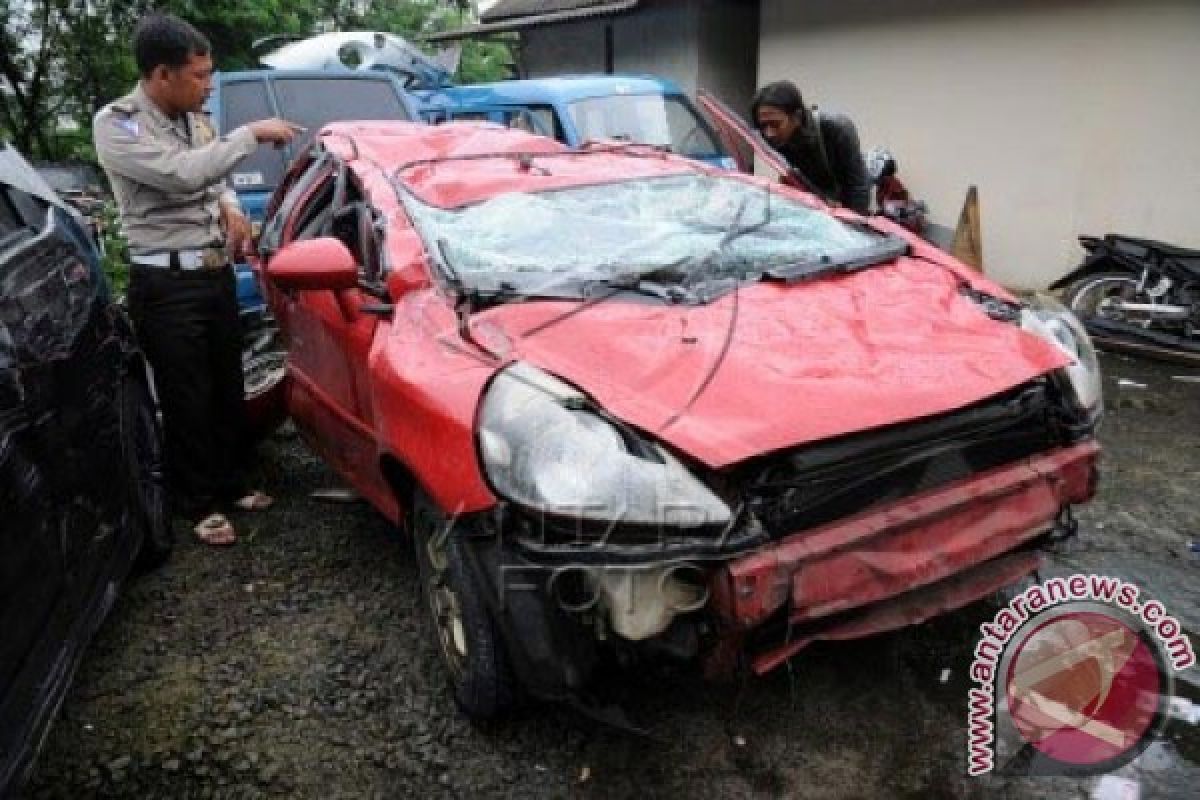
[750, 80, 870, 214]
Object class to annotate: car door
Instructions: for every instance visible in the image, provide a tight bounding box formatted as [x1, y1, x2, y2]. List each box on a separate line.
[0, 182, 121, 765]
[268, 163, 392, 508]
[696, 89, 808, 190]
[0, 183, 70, 720]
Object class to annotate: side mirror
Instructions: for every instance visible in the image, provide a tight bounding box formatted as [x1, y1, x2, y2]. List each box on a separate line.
[266, 237, 359, 291]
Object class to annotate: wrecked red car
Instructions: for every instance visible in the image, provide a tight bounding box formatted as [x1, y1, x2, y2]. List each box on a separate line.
[257, 120, 1102, 718]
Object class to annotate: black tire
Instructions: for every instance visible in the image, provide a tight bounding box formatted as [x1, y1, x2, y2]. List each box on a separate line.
[1062, 271, 1143, 324]
[411, 491, 516, 719]
[121, 371, 172, 570]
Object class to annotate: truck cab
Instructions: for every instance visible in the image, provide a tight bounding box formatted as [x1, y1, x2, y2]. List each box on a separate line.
[415, 75, 735, 169]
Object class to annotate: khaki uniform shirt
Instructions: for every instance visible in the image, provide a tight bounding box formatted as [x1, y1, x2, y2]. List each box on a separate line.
[93, 84, 258, 255]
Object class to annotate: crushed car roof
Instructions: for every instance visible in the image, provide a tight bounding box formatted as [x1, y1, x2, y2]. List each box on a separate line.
[319, 121, 697, 208]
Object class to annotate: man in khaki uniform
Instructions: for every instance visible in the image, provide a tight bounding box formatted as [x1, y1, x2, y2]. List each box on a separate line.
[95, 12, 299, 545]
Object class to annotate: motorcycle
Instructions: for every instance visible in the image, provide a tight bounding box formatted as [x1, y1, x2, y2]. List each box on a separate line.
[866, 148, 928, 235]
[1050, 234, 1200, 362]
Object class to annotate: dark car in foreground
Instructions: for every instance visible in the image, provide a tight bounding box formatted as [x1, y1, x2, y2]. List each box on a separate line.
[0, 144, 170, 793]
[256, 121, 1103, 719]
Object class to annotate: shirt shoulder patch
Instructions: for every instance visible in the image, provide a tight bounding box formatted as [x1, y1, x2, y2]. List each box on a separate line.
[111, 116, 140, 138]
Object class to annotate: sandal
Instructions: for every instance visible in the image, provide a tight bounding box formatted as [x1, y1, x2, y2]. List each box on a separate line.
[233, 490, 274, 512]
[194, 512, 237, 546]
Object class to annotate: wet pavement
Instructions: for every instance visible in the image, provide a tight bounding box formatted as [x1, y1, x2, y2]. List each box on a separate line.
[20, 351, 1200, 799]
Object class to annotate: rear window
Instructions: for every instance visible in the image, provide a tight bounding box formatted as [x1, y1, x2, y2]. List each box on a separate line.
[272, 77, 411, 151]
[223, 79, 287, 191]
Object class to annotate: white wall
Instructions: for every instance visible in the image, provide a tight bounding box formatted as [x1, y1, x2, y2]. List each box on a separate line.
[759, 0, 1200, 288]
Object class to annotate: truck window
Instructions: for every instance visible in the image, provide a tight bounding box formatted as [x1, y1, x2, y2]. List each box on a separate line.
[567, 94, 720, 158]
[222, 79, 287, 191]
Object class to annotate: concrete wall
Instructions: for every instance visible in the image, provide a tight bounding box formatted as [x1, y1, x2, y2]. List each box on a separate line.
[759, 0, 1200, 288]
[518, 0, 757, 107]
[520, 19, 608, 76]
[698, 0, 760, 109]
[613, 3, 699, 92]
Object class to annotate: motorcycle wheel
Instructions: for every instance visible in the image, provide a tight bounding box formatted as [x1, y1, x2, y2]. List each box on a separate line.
[1062, 271, 1145, 325]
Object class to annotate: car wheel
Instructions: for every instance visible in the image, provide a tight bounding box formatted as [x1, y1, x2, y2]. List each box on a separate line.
[411, 490, 517, 719]
[122, 371, 172, 570]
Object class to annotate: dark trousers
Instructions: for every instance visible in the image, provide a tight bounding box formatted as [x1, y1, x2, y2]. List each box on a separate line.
[127, 264, 247, 514]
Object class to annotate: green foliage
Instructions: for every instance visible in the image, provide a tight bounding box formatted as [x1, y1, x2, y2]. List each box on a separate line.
[97, 201, 131, 298]
[456, 38, 516, 84]
[2, 1, 512, 164]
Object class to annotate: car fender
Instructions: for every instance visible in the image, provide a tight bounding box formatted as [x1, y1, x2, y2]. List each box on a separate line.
[368, 290, 499, 518]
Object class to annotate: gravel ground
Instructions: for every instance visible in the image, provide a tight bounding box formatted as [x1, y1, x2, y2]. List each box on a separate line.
[20, 352, 1200, 799]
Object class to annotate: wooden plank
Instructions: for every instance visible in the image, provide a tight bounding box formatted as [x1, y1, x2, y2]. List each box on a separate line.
[950, 185, 983, 272]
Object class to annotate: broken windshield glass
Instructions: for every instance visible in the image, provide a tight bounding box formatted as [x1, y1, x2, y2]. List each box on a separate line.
[404, 173, 891, 290]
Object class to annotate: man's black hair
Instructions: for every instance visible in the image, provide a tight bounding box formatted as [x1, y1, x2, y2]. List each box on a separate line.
[750, 80, 805, 122]
[134, 12, 210, 77]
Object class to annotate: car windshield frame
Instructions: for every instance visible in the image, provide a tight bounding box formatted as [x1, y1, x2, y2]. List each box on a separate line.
[395, 168, 908, 299]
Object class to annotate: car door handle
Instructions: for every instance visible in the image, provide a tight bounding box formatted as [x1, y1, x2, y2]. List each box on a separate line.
[360, 302, 394, 318]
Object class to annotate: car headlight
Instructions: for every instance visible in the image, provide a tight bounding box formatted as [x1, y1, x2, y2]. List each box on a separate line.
[1020, 293, 1103, 416]
[477, 363, 732, 528]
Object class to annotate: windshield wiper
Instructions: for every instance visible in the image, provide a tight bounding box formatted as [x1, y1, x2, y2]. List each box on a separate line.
[602, 270, 695, 304]
[765, 236, 910, 284]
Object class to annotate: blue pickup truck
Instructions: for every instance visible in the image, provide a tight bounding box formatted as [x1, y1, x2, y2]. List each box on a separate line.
[415, 75, 735, 169]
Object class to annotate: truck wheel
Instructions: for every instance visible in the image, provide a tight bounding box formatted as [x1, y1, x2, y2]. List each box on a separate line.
[411, 491, 516, 719]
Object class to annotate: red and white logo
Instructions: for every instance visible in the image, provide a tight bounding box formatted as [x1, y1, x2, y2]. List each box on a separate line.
[1003, 609, 1165, 771]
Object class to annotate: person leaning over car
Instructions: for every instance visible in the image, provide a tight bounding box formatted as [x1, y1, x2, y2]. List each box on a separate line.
[94, 12, 300, 546]
[750, 80, 870, 215]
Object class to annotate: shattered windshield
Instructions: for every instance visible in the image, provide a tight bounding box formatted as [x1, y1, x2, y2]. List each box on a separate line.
[568, 94, 720, 159]
[404, 173, 889, 287]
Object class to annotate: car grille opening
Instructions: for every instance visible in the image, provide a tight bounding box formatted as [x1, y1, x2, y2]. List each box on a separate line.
[737, 382, 1063, 539]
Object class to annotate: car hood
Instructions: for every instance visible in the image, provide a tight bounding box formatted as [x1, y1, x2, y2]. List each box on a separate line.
[475, 257, 1071, 468]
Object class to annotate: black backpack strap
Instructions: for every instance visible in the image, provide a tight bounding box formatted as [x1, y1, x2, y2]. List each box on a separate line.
[811, 109, 842, 204]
